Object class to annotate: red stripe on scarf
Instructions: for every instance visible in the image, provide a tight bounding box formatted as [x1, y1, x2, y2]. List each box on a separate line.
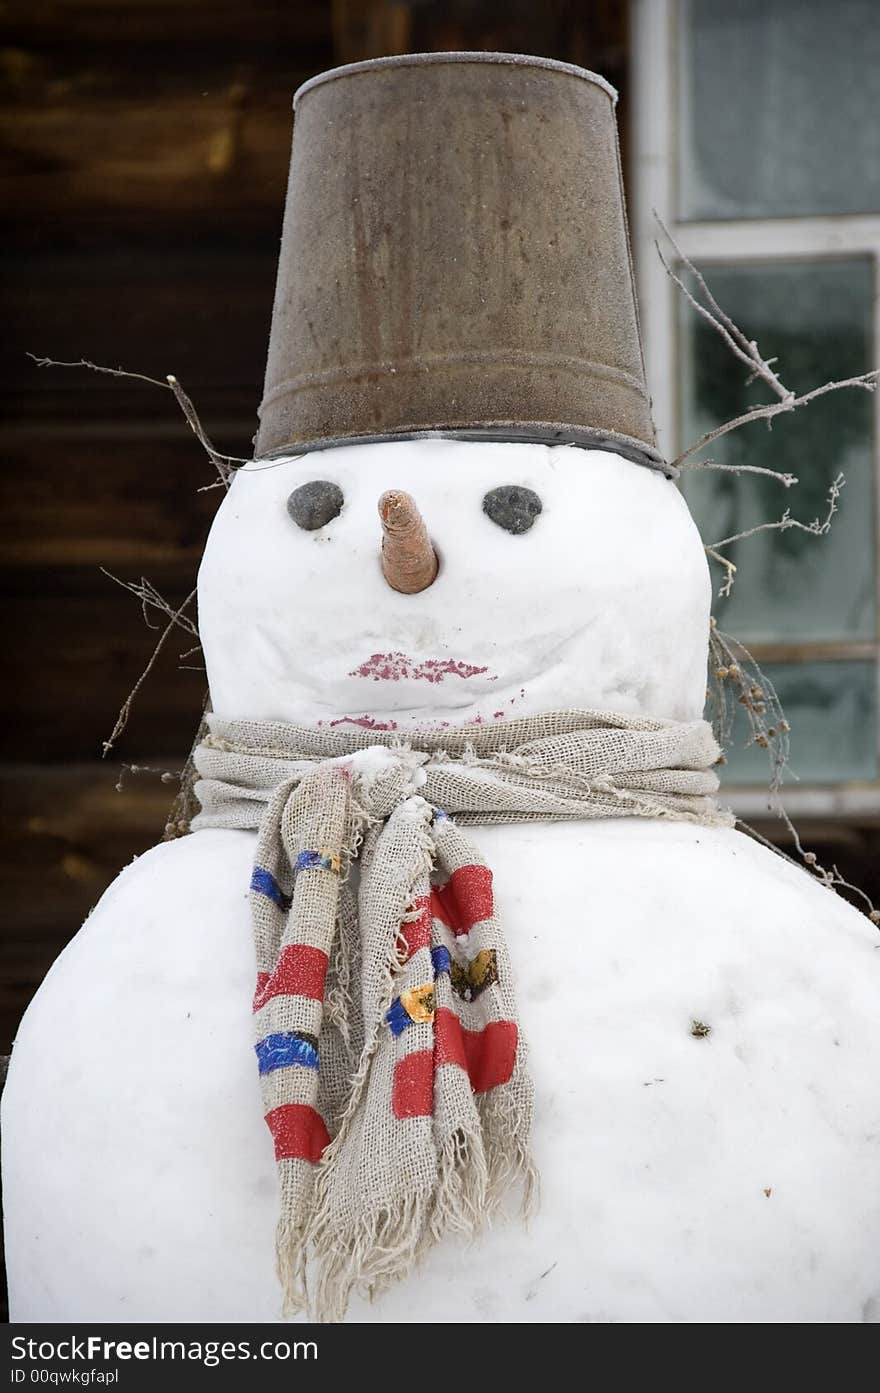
[430, 864, 493, 936]
[253, 944, 329, 1011]
[392, 1050, 434, 1118]
[398, 894, 431, 961]
[434, 1008, 518, 1093]
[391, 1013, 518, 1116]
[265, 1103, 330, 1162]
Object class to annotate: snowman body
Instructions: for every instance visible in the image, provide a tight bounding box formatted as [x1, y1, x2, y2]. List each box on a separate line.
[4, 440, 880, 1323]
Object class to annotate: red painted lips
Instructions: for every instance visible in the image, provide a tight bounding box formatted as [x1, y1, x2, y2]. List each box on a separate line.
[349, 651, 495, 684]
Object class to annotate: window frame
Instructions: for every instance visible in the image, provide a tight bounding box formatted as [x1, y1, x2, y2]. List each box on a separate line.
[629, 0, 880, 815]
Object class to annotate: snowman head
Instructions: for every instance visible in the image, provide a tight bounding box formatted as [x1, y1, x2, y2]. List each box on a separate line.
[206, 58, 694, 732]
[198, 437, 711, 731]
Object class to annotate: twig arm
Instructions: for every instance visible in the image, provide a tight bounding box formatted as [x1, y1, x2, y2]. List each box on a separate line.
[102, 586, 198, 757]
[26, 353, 252, 486]
[674, 374, 877, 469]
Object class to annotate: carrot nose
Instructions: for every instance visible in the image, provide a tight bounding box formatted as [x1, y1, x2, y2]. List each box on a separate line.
[378, 490, 439, 594]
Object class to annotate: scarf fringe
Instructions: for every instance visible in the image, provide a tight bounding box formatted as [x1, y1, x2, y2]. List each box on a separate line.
[303, 1119, 495, 1322]
[480, 1090, 540, 1222]
[428, 1124, 490, 1242]
[305, 1190, 432, 1324]
[289, 1100, 537, 1322]
[275, 1216, 310, 1318]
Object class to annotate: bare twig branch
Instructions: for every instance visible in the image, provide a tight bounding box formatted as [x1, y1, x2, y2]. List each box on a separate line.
[26, 354, 252, 487]
[705, 474, 843, 583]
[681, 458, 798, 487]
[708, 622, 879, 925]
[676, 374, 878, 468]
[655, 217, 792, 402]
[102, 586, 198, 757]
[705, 547, 737, 599]
[27, 354, 169, 390]
[770, 802, 880, 922]
[101, 569, 200, 640]
[652, 224, 879, 470]
[708, 623, 789, 790]
[165, 374, 243, 487]
[115, 763, 182, 793]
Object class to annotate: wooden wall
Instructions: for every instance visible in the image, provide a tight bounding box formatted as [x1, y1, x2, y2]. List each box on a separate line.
[1, 0, 630, 1057]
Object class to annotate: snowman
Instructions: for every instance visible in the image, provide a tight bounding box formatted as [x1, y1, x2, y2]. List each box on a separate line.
[4, 53, 880, 1324]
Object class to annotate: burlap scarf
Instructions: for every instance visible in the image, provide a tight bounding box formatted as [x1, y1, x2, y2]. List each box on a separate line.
[191, 708, 731, 1321]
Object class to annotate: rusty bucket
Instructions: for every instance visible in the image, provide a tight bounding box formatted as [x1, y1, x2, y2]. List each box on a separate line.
[256, 52, 665, 472]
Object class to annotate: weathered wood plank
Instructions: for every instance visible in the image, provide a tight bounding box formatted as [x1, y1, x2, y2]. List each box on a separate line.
[5, 243, 276, 423]
[0, 434, 223, 571]
[3, 93, 295, 216]
[0, 585, 206, 760]
[1, 1, 333, 216]
[5, 0, 334, 46]
[0, 761, 177, 1050]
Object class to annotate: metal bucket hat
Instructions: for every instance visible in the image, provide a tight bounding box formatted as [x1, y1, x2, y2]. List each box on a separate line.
[256, 51, 666, 474]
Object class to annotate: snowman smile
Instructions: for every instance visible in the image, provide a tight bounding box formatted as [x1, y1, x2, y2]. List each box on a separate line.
[349, 651, 495, 684]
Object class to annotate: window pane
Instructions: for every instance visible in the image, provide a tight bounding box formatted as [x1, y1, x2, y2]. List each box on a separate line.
[720, 661, 877, 785]
[680, 259, 875, 644]
[679, 0, 880, 219]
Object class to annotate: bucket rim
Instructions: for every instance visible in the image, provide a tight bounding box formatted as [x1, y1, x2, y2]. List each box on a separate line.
[293, 51, 618, 110]
[252, 425, 674, 478]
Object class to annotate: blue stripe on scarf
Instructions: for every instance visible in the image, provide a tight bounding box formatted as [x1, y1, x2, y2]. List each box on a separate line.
[295, 849, 338, 873]
[250, 867, 292, 912]
[431, 945, 451, 976]
[255, 1032, 319, 1075]
[386, 998, 412, 1038]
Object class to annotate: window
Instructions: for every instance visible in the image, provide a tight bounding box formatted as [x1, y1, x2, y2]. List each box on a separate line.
[631, 0, 880, 810]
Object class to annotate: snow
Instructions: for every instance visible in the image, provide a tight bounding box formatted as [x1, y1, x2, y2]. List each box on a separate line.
[4, 435, 880, 1324]
[198, 439, 712, 729]
[5, 819, 880, 1322]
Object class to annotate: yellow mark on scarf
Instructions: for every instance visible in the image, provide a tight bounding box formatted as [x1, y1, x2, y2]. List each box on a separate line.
[450, 949, 498, 1002]
[400, 984, 435, 1025]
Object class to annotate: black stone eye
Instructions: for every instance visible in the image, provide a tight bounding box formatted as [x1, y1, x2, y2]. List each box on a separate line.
[482, 485, 542, 535]
[287, 480, 344, 530]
